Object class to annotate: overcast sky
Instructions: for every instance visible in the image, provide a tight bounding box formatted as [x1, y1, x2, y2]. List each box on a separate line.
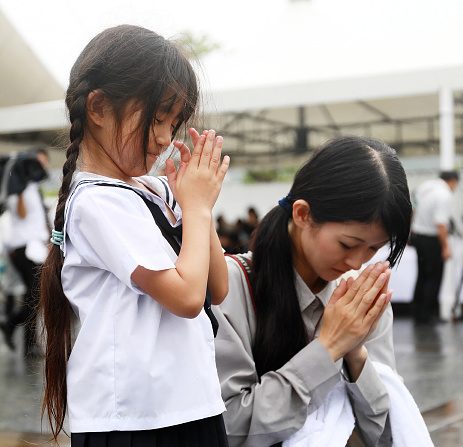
[2, 0, 463, 92]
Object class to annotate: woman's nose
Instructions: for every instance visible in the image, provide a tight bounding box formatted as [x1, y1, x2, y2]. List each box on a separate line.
[345, 254, 364, 271]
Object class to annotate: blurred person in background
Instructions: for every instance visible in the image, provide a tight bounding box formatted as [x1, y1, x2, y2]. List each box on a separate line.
[439, 208, 463, 321]
[241, 206, 260, 240]
[0, 211, 26, 325]
[217, 212, 261, 254]
[0, 147, 50, 356]
[217, 214, 244, 254]
[410, 170, 460, 325]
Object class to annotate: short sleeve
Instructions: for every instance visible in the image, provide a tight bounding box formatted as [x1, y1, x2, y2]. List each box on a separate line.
[433, 193, 452, 226]
[6, 194, 18, 211]
[66, 186, 176, 292]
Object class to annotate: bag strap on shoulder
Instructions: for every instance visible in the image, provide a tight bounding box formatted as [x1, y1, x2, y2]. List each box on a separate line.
[225, 253, 256, 312]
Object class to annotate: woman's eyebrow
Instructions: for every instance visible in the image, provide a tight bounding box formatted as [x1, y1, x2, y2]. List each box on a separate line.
[342, 234, 389, 245]
[342, 234, 365, 242]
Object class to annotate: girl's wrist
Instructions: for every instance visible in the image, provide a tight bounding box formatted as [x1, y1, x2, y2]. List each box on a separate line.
[181, 206, 211, 219]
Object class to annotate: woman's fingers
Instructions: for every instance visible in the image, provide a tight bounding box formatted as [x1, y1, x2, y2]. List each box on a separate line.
[341, 264, 375, 303]
[355, 269, 391, 316]
[377, 267, 391, 297]
[364, 291, 392, 327]
[348, 262, 389, 307]
[367, 291, 393, 334]
[328, 279, 348, 306]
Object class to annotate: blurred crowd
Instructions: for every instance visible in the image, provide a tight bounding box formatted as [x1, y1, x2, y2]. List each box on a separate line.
[216, 207, 260, 254]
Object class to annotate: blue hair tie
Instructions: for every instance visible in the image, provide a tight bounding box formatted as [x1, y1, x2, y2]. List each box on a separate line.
[278, 195, 293, 213]
[50, 229, 64, 246]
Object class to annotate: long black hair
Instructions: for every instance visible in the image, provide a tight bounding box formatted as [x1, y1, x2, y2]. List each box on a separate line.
[251, 136, 412, 378]
[39, 25, 199, 439]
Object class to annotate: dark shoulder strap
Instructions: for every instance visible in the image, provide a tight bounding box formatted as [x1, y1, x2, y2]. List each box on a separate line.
[136, 194, 182, 254]
[84, 181, 182, 252]
[226, 254, 256, 312]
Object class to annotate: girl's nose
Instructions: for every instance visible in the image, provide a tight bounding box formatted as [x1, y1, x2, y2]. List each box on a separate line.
[155, 126, 172, 149]
[156, 135, 171, 149]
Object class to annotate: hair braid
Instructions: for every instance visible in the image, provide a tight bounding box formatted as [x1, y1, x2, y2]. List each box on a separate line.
[54, 81, 89, 231]
[40, 80, 89, 440]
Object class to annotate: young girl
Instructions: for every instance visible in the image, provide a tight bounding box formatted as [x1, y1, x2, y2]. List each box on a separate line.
[40, 25, 230, 446]
[214, 136, 413, 446]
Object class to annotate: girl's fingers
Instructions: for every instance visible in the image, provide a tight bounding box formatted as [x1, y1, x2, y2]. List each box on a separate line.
[217, 155, 230, 181]
[173, 140, 192, 164]
[190, 133, 207, 166]
[176, 161, 188, 183]
[199, 129, 215, 168]
[165, 159, 177, 188]
[188, 128, 202, 147]
[210, 136, 223, 171]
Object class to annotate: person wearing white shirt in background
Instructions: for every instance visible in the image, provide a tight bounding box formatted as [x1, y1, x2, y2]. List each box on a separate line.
[410, 170, 460, 324]
[0, 148, 50, 355]
[439, 204, 463, 321]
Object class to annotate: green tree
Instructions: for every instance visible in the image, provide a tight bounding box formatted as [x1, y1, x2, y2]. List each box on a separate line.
[177, 31, 220, 59]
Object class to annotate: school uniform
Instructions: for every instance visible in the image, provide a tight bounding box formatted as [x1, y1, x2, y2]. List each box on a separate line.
[62, 172, 227, 446]
[214, 253, 395, 447]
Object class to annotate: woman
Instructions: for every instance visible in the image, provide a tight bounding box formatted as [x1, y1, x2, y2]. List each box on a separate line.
[214, 136, 412, 446]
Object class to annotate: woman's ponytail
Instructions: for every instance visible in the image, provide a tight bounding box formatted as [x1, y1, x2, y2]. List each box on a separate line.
[251, 204, 308, 378]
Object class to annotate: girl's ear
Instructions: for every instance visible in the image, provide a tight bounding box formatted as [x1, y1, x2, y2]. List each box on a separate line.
[86, 90, 108, 127]
[292, 199, 312, 229]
